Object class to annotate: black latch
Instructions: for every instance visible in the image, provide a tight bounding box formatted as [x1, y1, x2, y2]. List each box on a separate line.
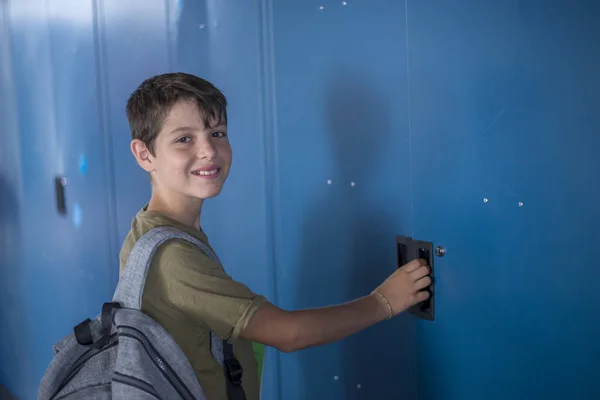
[396, 235, 435, 321]
[54, 175, 68, 216]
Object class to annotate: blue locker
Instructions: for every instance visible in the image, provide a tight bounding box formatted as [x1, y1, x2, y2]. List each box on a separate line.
[0, 0, 29, 395]
[173, 1, 279, 397]
[83, 0, 281, 397]
[100, 0, 172, 244]
[1, 1, 115, 398]
[270, 1, 416, 399]
[408, 1, 600, 398]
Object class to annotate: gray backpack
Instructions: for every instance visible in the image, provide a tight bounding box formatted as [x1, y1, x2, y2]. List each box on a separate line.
[38, 226, 247, 400]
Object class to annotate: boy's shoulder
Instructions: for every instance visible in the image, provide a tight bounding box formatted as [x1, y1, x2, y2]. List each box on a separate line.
[118, 205, 214, 275]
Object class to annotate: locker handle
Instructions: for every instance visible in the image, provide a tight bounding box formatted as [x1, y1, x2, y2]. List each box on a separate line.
[417, 246, 433, 313]
[55, 176, 68, 216]
[396, 235, 435, 321]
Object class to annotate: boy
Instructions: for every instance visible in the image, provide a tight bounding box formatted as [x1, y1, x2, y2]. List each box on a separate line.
[119, 72, 431, 400]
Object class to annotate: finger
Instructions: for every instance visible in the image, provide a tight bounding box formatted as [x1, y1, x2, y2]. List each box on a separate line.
[415, 290, 430, 303]
[415, 275, 432, 290]
[402, 258, 427, 272]
[410, 265, 430, 280]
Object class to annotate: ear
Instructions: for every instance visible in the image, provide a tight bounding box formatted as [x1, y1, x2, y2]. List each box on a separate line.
[130, 139, 154, 173]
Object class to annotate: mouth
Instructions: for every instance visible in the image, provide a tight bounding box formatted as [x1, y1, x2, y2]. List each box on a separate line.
[191, 167, 221, 179]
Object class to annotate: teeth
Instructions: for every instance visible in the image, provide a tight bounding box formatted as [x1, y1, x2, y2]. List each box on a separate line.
[193, 169, 218, 176]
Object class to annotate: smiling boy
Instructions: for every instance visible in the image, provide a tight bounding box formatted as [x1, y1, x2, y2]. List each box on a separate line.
[119, 72, 431, 400]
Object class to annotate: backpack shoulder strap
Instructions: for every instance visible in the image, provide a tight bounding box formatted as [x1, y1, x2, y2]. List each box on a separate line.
[112, 225, 215, 309]
[113, 226, 216, 310]
[113, 225, 247, 400]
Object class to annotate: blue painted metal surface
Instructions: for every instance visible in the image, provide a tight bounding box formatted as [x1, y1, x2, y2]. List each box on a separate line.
[1, 0, 599, 399]
[270, 1, 416, 399]
[101, 0, 170, 245]
[0, 1, 116, 398]
[172, 1, 279, 397]
[408, 1, 600, 398]
[0, 0, 29, 396]
[98, 0, 279, 397]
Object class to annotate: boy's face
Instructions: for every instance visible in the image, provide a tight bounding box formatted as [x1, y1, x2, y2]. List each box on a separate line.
[131, 100, 232, 202]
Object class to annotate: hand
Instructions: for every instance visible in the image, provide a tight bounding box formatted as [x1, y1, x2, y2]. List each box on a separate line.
[371, 259, 431, 318]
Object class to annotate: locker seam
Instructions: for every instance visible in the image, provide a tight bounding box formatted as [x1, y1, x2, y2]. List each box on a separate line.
[404, 1, 419, 399]
[404, 0, 415, 239]
[258, 0, 283, 398]
[43, 0, 64, 174]
[92, 0, 120, 292]
[1, 0, 24, 203]
[164, 0, 173, 71]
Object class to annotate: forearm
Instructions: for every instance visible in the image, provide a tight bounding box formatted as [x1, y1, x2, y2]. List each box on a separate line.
[284, 293, 389, 352]
[242, 258, 430, 353]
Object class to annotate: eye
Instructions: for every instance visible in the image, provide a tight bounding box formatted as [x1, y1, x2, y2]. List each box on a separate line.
[212, 131, 227, 138]
[176, 135, 192, 144]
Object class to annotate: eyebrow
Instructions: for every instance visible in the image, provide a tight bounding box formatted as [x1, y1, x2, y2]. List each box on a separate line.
[169, 125, 227, 135]
[170, 126, 197, 135]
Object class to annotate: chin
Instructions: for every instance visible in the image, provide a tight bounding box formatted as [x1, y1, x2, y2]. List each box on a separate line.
[191, 186, 224, 200]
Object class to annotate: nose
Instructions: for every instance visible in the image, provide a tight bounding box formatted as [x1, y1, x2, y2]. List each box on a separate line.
[195, 137, 217, 160]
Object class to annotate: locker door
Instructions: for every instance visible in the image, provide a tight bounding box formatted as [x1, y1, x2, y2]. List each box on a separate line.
[100, 0, 172, 243]
[269, 2, 416, 399]
[0, 0, 29, 395]
[7, 1, 115, 397]
[407, 1, 600, 399]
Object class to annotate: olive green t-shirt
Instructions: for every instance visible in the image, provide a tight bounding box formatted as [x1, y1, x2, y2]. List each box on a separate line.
[119, 207, 267, 400]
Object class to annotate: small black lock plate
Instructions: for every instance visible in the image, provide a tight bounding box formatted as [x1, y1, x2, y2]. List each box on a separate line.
[55, 176, 67, 216]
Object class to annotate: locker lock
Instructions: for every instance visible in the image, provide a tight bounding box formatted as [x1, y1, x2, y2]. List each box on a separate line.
[435, 246, 446, 257]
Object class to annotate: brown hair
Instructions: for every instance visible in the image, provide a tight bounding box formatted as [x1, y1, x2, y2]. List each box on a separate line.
[125, 72, 227, 155]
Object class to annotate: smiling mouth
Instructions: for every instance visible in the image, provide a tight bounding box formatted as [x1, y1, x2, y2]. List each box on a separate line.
[191, 168, 221, 179]
[192, 169, 218, 176]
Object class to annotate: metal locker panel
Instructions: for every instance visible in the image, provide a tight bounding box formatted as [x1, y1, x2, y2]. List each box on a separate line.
[186, 0, 273, 315]
[172, 1, 279, 397]
[4, 3, 69, 397]
[101, 0, 171, 245]
[270, 1, 416, 399]
[98, 1, 280, 397]
[2, 1, 115, 397]
[407, 1, 600, 398]
[0, 0, 29, 397]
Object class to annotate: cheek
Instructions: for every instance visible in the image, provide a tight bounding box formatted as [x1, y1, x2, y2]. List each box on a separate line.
[157, 150, 193, 176]
[218, 142, 233, 165]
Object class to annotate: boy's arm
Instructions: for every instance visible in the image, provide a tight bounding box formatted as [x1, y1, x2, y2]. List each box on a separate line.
[240, 259, 431, 353]
[240, 294, 389, 353]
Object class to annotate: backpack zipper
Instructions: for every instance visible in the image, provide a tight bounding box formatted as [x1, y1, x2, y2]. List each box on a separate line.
[113, 371, 161, 399]
[50, 333, 119, 399]
[118, 325, 196, 400]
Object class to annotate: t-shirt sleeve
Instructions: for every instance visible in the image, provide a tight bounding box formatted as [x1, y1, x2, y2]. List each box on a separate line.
[145, 239, 267, 341]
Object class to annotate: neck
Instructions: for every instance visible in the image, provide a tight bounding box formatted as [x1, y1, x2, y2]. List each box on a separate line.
[147, 190, 204, 231]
